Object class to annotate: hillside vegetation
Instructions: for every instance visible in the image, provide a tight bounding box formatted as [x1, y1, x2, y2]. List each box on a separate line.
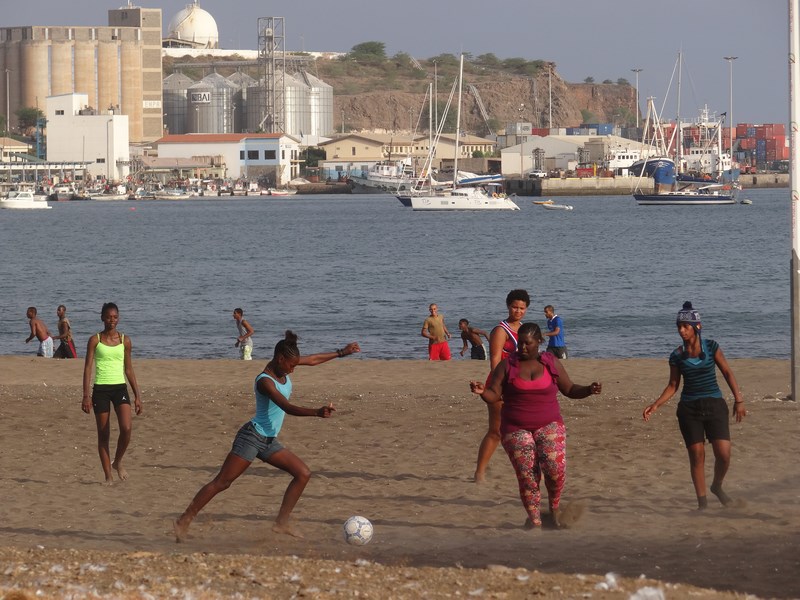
[164, 42, 637, 137]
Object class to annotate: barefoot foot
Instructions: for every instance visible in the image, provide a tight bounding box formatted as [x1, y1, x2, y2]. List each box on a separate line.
[272, 521, 304, 538]
[473, 471, 486, 484]
[710, 484, 732, 506]
[173, 518, 190, 543]
[697, 495, 708, 510]
[111, 461, 128, 481]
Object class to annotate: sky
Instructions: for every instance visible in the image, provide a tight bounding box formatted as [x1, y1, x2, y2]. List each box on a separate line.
[5, 0, 790, 126]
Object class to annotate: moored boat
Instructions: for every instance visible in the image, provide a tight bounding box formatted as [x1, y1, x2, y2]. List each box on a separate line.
[0, 189, 52, 209]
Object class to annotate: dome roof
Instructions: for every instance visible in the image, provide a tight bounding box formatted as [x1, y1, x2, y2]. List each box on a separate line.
[166, 2, 219, 49]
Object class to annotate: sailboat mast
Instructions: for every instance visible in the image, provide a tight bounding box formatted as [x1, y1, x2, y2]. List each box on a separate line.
[453, 54, 464, 187]
[676, 52, 682, 173]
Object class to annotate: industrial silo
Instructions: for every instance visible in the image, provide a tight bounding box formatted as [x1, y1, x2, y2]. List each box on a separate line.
[163, 72, 194, 135]
[119, 31, 144, 144]
[74, 34, 98, 108]
[227, 71, 256, 133]
[243, 83, 266, 133]
[283, 72, 308, 139]
[50, 37, 74, 96]
[188, 72, 236, 134]
[291, 70, 333, 138]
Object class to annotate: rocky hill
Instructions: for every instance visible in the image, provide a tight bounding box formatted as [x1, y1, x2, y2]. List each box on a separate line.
[164, 54, 637, 137]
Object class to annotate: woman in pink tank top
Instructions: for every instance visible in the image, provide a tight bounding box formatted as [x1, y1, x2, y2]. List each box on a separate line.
[471, 323, 602, 529]
[474, 289, 530, 483]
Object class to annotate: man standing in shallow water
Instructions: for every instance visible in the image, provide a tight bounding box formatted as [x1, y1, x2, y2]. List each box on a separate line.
[421, 303, 451, 360]
[53, 304, 78, 359]
[25, 306, 53, 358]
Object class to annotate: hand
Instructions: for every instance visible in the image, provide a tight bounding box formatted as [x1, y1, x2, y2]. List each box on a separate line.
[81, 397, 91, 414]
[589, 382, 602, 395]
[234, 340, 240, 347]
[134, 398, 143, 416]
[469, 381, 485, 395]
[341, 342, 361, 356]
[642, 403, 658, 422]
[317, 402, 335, 418]
[733, 401, 746, 423]
[460, 348, 466, 356]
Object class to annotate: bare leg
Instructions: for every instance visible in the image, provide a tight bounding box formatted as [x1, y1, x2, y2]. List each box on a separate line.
[173, 452, 251, 542]
[686, 442, 707, 509]
[266, 449, 311, 537]
[709, 439, 733, 505]
[111, 403, 132, 480]
[94, 411, 114, 484]
[474, 401, 502, 482]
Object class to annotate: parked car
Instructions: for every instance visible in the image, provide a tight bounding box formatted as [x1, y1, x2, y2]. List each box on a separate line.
[527, 170, 548, 179]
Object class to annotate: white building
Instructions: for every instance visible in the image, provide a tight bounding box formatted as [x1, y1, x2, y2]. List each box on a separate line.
[46, 93, 130, 182]
[154, 133, 301, 185]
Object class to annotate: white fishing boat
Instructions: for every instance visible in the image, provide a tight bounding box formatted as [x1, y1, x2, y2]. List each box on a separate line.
[632, 53, 737, 206]
[267, 188, 297, 197]
[0, 189, 52, 209]
[406, 55, 519, 212]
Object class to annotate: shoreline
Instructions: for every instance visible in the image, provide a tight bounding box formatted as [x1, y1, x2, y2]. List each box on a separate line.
[0, 357, 797, 598]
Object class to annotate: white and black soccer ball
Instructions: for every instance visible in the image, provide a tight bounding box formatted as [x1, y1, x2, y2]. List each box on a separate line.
[343, 515, 373, 546]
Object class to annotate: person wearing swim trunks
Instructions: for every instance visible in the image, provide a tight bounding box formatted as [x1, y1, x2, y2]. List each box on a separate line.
[233, 308, 254, 360]
[25, 306, 53, 358]
[53, 304, 78, 359]
[421, 303, 451, 360]
[474, 289, 530, 483]
[82, 302, 142, 484]
[458, 319, 490, 360]
[173, 330, 360, 541]
[470, 323, 601, 529]
[643, 302, 746, 509]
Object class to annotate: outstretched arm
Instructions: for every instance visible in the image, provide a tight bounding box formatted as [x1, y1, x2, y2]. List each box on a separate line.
[643, 364, 681, 421]
[257, 377, 336, 417]
[470, 359, 507, 404]
[82, 336, 99, 413]
[298, 342, 360, 366]
[553, 358, 601, 398]
[123, 336, 143, 415]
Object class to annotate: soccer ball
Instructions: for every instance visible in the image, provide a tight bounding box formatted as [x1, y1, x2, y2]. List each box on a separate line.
[343, 515, 373, 546]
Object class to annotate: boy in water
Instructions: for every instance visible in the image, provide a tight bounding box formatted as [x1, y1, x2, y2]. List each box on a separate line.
[458, 319, 489, 360]
[544, 304, 567, 359]
[53, 304, 78, 358]
[25, 306, 53, 358]
[233, 308, 255, 360]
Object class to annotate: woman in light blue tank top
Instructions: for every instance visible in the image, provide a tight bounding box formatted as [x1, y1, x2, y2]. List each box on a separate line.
[174, 330, 360, 541]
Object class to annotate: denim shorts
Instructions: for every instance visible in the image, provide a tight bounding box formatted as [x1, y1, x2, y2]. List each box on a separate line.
[231, 421, 284, 462]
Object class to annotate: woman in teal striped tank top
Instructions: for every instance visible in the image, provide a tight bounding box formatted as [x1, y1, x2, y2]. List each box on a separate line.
[82, 302, 142, 484]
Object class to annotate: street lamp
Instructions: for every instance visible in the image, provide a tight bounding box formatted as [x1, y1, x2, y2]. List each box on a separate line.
[5, 68, 10, 137]
[106, 119, 113, 181]
[631, 68, 643, 128]
[548, 64, 553, 129]
[723, 56, 737, 159]
[518, 103, 525, 176]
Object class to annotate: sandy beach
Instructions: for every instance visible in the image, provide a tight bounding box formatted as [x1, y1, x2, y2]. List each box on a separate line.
[0, 355, 797, 599]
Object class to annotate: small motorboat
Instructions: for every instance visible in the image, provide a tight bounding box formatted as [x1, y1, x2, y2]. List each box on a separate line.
[541, 203, 573, 211]
[740, 198, 753, 205]
[0, 189, 52, 209]
[532, 199, 554, 205]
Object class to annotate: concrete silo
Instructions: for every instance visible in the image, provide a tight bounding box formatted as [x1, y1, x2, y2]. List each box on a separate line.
[227, 71, 257, 133]
[97, 35, 120, 113]
[73, 32, 98, 108]
[50, 36, 74, 97]
[20, 37, 48, 117]
[119, 30, 143, 141]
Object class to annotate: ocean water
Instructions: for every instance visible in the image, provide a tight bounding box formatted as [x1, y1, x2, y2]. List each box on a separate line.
[0, 188, 790, 360]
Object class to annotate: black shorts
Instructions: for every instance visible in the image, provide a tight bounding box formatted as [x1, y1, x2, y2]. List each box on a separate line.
[676, 397, 730, 446]
[470, 345, 487, 360]
[92, 383, 131, 414]
[547, 346, 568, 359]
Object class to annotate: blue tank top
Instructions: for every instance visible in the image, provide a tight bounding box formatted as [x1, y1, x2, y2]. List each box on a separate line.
[251, 372, 292, 437]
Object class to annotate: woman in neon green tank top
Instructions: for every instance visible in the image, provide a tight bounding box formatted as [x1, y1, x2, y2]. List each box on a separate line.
[82, 302, 142, 484]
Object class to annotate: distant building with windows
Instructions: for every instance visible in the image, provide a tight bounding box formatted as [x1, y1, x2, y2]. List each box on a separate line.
[154, 133, 301, 185]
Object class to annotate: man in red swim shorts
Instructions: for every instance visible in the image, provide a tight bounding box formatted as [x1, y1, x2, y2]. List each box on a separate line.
[421, 303, 451, 360]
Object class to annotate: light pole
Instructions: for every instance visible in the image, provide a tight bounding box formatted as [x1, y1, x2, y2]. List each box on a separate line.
[341, 109, 345, 134]
[548, 65, 553, 129]
[106, 119, 113, 181]
[5, 68, 10, 137]
[518, 103, 525, 175]
[631, 68, 642, 128]
[723, 56, 737, 158]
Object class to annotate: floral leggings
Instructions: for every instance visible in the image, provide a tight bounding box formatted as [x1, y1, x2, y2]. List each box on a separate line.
[501, 421, 566, 527]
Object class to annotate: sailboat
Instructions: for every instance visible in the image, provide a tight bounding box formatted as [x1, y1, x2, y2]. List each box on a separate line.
[631, 53, 737, 206]
[401, 55, 519, 211]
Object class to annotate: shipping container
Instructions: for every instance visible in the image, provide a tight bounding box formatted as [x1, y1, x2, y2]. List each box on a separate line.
[746, 127, 757, 138]
[531, 128, 549, 137]
[736, 124, 752, 139]
[550, 128, 567, 135]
